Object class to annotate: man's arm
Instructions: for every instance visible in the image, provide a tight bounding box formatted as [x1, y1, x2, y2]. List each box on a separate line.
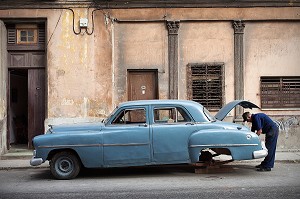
[256, 129, 262, 136]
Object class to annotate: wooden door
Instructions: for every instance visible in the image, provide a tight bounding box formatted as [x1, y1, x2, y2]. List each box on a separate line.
[128, 70, 158, 101]
[28, 69, 45, 148]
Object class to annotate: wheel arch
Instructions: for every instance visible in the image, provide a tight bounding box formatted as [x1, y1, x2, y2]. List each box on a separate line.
[188, 129, 249, 162]
[47, 148, 83, 167]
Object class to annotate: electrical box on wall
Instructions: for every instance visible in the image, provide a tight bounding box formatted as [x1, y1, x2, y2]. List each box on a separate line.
[79, 18, 88, 28]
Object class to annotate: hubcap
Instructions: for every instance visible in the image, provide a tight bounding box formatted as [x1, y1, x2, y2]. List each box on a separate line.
[55, 157, 73, 176]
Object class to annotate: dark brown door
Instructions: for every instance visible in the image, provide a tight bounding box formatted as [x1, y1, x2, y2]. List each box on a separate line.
[128, 70, 158, 101]
[28, 69, 45, 148]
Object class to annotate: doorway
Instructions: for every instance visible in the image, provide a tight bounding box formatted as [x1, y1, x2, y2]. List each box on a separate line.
[5, 21, 46, 149]
[8, 69, 28, 146]
[8, 68, 45, 149]
[128, 70, 158, 101]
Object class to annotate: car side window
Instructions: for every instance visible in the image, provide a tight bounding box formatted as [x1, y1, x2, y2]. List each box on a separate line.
[154, 107, 191, 123]
[112, 108, 146, 125]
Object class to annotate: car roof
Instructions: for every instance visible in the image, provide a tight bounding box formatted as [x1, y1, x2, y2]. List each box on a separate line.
[115, 100, 210, 122]
[119, 99, 203, 108]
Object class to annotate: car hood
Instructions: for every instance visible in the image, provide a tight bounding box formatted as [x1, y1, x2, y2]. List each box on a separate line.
[48, 122, 104, 133]
[215, 100, 260, 121]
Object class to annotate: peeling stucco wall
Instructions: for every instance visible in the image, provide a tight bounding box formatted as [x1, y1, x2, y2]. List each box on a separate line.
[244, 22, 300, 115]
[114, 22, 168, 104]
[0, 20, 7, 155]
[179, 21, 234, 102]
[0, 7, 299, 150]
[45, 9, 114, 126]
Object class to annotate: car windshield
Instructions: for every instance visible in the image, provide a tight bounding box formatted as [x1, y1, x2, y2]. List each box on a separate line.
[203, 107, 216, 122]
[103, 106, 119, 124]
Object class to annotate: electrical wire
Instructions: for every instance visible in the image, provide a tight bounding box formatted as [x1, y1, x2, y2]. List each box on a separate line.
[85, 8, 98, 35]
[46, 9, 63, 50]
[65, 8, 82, 35]
[65, 7, 104, 36]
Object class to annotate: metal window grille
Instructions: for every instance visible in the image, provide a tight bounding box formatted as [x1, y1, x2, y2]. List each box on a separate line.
[261, 77, 300, 108]
[187, 63, 224, 110]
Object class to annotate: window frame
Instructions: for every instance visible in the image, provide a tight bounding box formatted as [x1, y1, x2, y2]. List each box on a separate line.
[16, 24, 38, 45]
[260, 76, 300, 109]
[111, 108, 147, 125]
[153, 106, 192, 124]
[187, 62, 225, 111]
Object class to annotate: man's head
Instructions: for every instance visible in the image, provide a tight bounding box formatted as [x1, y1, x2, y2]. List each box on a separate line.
[242, 112, 252, 122]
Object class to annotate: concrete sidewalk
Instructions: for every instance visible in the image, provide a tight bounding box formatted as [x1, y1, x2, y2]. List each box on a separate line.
[0, 151, 299, 170]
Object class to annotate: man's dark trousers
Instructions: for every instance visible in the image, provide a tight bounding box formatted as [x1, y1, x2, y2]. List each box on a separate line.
[261, 126, 279, 168]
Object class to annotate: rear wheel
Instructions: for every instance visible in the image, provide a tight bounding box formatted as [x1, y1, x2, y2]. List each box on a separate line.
[199, 150, 213, 162]
[50, 151, 81, 180]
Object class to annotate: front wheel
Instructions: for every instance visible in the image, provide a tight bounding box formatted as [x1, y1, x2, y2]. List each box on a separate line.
[50, 151, 81, 180]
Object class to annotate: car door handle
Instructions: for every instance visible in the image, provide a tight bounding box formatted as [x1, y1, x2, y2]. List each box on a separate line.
[139, 123, 148, 127]
[185, 122, 195, 125]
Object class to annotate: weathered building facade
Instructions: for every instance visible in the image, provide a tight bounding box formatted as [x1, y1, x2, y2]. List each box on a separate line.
[0, 0, 299, 155]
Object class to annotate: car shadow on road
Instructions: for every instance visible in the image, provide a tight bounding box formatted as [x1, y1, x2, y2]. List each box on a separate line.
[78, 164, 257, 179]
[78, 164, 196, 178]
[29, 163, 258, 180]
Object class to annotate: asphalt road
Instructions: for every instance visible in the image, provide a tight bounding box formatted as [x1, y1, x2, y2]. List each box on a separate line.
[0, 162, 299, 199]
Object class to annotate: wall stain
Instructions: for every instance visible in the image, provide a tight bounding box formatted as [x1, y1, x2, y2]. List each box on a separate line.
[274, 117, 299, 138]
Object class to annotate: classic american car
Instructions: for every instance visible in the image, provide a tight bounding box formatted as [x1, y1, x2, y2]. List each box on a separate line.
[30, 100, 267, 179]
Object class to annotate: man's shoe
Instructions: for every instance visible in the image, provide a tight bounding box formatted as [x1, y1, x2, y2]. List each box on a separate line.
[255, 164, 262, 168]
[257, 167, 271, 172]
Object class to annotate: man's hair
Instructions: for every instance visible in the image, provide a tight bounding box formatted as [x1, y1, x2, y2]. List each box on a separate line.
[242, 112, 250, 122]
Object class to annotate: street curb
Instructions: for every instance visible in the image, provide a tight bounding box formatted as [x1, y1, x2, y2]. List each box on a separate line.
[0, 160, 49, 170]
[275, 160, 300, 163]
[0, 156, 32, 160]
[0, 166, 49, 170]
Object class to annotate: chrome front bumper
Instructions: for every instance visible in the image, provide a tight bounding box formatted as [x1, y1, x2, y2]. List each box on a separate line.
[30, 157, 44, 166]
[30, 150, 44, 166]
[253, 141, 268, 159]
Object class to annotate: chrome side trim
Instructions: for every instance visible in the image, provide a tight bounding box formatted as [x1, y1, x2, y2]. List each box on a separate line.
[38, 143, 149, 149]
[104, 143, 149, 147]
[189, 143, 258, 148]
[38, 144, 101, 148]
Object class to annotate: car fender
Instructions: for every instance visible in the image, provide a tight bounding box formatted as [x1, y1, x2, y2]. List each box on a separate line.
[188, 129, 263, 162]
[33, 131, 103, 168]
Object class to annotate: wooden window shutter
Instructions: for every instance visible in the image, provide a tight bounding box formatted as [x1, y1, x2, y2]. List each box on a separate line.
[7, 25, 16, 44]
[38, 24, 45, 44]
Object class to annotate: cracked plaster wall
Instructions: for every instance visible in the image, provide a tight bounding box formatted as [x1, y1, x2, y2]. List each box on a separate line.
[0, 7, 299, 150]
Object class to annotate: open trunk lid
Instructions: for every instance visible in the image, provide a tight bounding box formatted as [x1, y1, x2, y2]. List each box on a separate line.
[215, 100, 260, 121]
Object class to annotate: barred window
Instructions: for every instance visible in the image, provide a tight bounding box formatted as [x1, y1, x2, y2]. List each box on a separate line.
[187, 63, 224, 110]
[261, 77, 300, 108]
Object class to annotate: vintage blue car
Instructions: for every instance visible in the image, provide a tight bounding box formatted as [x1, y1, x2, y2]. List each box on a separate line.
[30, 100, 267, 179]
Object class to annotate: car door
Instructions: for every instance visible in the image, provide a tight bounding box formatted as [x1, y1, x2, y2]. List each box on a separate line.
[103, 106, 151, 166]
[151, 105, 198, 163]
